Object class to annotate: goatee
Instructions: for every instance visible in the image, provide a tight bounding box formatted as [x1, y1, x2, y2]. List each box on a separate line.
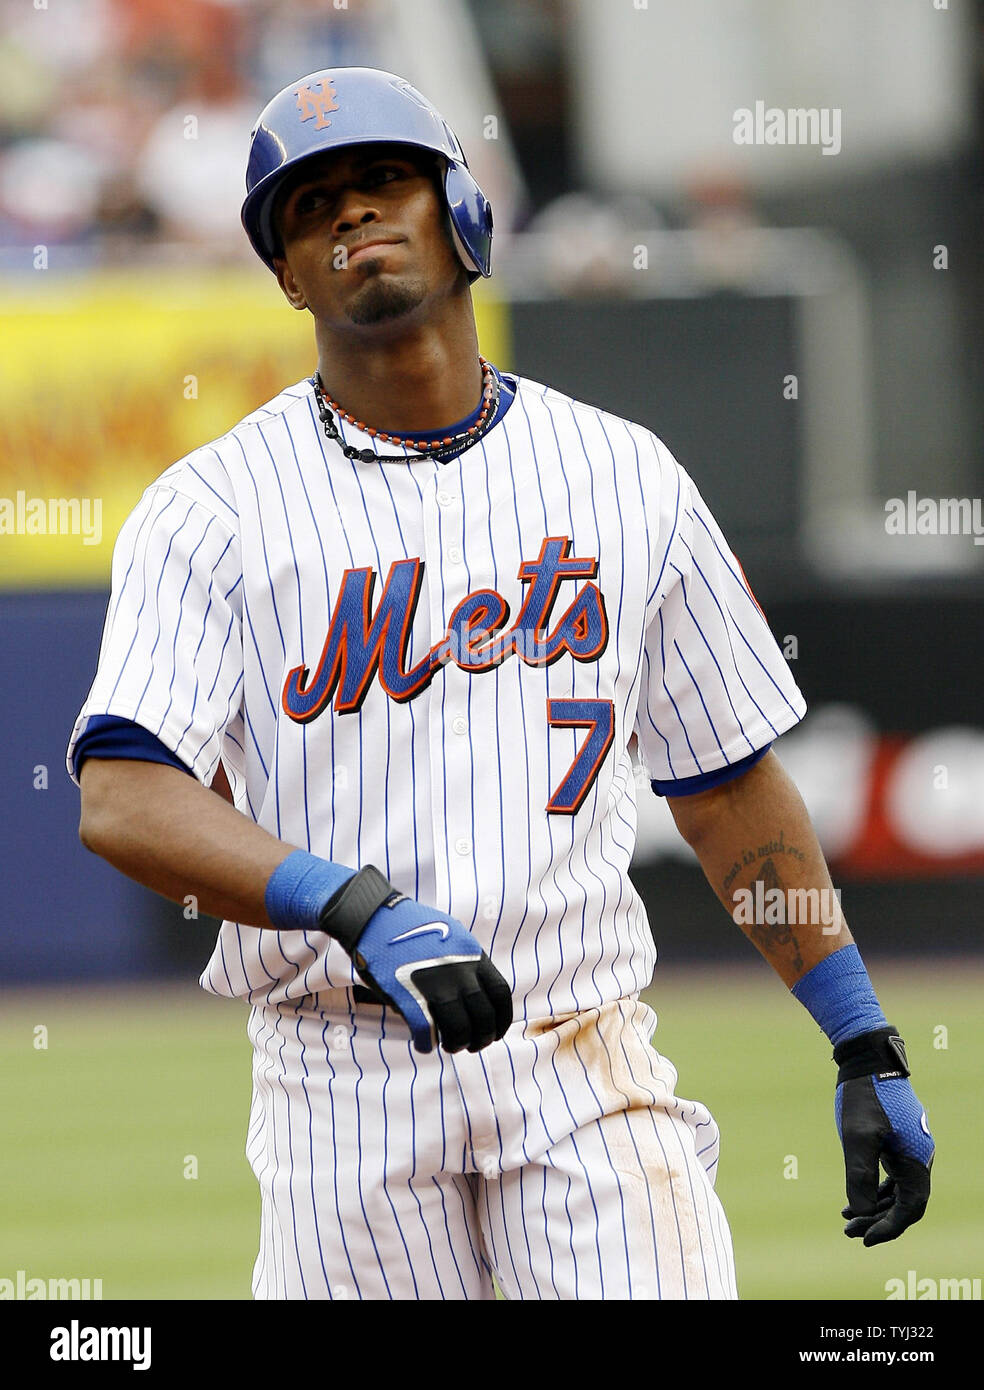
[346, 270, 427, 326]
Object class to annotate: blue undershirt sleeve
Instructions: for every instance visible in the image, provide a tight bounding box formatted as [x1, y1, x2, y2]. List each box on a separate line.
[72, 714, 194, 781]
[652, 742, 771, 797]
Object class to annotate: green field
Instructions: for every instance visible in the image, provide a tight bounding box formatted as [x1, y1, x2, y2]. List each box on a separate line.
[1, 962, 980, 1300]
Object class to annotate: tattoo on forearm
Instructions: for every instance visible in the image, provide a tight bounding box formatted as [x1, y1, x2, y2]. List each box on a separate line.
[722, 831, 808, 971]
[722, 829, 805, 893]
[747, 857, 804, 971]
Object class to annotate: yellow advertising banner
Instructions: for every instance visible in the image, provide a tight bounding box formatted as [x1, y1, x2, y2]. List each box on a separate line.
[0, 270, 507, 588]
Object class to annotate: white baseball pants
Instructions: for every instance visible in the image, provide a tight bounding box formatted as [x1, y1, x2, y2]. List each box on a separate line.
[245, 993, 738, 1300]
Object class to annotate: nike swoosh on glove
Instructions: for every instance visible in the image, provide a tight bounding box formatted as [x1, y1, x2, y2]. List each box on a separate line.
[835, 1033, 934, 1246]
[348, 891, 513, 1055]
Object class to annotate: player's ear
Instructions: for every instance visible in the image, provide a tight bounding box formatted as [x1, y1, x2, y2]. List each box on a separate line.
[274, 255, 308, 312]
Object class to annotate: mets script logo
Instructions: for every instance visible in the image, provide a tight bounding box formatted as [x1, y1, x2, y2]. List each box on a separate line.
[295, 80, 340, 130]
[282, 536, 614, 813]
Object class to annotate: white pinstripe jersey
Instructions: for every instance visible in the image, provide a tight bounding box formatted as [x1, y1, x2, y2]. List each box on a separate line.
[67, 372, 806, 1020]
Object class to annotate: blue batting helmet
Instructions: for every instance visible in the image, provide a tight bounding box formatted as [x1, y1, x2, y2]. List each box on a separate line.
[241, 67, 493, 281]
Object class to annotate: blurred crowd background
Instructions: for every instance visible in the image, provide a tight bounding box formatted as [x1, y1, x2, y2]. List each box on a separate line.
[1, 0, 982, 984]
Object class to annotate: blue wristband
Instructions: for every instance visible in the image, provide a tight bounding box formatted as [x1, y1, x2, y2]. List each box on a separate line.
[264, 850, 354, 933]
[790, 944, 888, 1047]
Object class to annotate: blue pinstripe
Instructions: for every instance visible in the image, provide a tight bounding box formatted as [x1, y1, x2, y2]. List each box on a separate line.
[656, 608, 703, 772]
[566, 1128, 605, 1294]
[110, 492, 186, 712]
[229, 432, 284, 706]
[294, 1009, 332, 1297]
[375, 1028, 420, 1297]
[671, 548, 756, 754]
[402, 1036, 451, 1298]
[184, 455, 240, 522]
[374, 450, 428, 899]
[618, 1110, 662, 1298]
[501, 407, 550, 1028]
[670, 630, 730, 761]
[254, 1010, 288, 1293]
[581, 412, 634, 995]
[270, 1005, 307, 1297]
[478, 438, 509, 961]
[492, 1173, 523, 1296]
[435, 477, 453, 915]
[429, 1175, 468, 1295]
[671, 1105, 720, 1292]
[281, 411, 334, 858]
[347, 1014, 392, 1297]
[642, 434, 682, 608]
[454, 462, 483, 931]
[619, 1006, 703, 1295]
[455, 1176, 489, 1285]
[346, 449, 399, 879]
[320, 1015, 363, 1298]
[154, 512, 220, 727]
[528, 391, 573, 1018]
[504, 1035, 549, 1154]
[645, 1109, 689, 1297]
[515, 387, 570, 1022]
[521, 1164, 549, 1299]
[563, 400, 620, 1004]
[692, 507, 800, 718]
[171, 543, 238, 726]
[103, 490, 175, 690]
[683, 543, 789, 737]
[306, 400, 351, 873]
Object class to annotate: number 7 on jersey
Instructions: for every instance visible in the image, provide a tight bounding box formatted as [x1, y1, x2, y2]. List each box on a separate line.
[546, 698, 615, 814]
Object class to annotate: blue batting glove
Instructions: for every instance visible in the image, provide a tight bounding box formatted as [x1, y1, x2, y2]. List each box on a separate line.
[834, 1029, 934, 1246]
[349, 890, 512, 1054]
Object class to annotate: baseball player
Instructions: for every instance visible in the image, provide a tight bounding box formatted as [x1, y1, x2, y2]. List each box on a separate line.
[68, 67, 933, 1301]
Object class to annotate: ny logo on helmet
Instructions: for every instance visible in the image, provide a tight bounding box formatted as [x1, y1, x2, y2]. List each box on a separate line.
[295, 80, 340, 130]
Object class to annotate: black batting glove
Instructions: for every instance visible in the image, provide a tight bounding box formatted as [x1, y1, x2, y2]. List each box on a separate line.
[834, 1028, 934, 1246]
[319, 865, 512, 1054]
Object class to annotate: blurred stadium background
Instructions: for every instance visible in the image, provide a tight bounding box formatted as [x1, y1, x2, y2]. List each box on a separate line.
[1, 0, 981, 1301]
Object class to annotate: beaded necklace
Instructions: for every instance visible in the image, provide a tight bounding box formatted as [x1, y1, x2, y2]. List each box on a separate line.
[312, 356, 500, 464]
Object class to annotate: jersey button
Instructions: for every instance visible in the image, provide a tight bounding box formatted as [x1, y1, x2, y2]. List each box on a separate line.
[446, 545, 463, 564]
[436, 490, 456, 507]
[454, 837, 473, 856]
[451, 716, 468, 735]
